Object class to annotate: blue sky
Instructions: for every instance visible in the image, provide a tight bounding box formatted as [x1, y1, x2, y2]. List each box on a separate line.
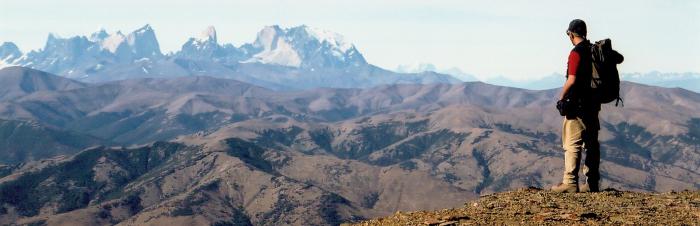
[1, 0, 698, 80]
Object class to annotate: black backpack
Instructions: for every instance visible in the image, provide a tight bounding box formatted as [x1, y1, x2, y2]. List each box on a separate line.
[590, 39, 624, 106]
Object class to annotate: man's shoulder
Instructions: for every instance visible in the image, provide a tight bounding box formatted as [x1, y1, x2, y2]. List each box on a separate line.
[568, 50, 580, 58]
[573, 40, 592, 51]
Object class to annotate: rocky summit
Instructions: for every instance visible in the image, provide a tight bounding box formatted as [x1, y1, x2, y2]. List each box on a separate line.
[353, 187, 700, 225]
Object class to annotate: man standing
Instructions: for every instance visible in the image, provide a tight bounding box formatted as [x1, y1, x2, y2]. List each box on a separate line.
[552, 19, 601, 193]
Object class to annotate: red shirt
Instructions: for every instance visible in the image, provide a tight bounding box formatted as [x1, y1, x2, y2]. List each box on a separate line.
[567, 50, 580, 77]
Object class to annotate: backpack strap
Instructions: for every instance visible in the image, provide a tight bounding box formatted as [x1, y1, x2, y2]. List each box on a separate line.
[615, 97, 624, 107]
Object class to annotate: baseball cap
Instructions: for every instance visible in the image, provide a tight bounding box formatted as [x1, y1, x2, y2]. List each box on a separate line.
[567, 19, 587, 37]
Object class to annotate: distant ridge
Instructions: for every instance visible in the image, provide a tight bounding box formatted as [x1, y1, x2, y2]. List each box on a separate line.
[0, 66, 86, 101]
[484, 71, 700, 93]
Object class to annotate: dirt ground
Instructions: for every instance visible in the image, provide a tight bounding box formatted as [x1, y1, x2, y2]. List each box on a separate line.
[352, 187, 700, 226]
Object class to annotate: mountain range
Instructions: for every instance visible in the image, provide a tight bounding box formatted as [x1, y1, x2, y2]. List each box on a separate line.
[3, 25, 697, 93]
[0, 66, 698, 225]
[0, 25, 460, 90]
[397, 63, 700, 93]
[395, 63, 479, 82]
[484, 72, 700, 93]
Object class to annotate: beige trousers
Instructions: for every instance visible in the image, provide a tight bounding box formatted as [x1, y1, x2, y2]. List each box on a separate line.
[561, 116, 600, 185]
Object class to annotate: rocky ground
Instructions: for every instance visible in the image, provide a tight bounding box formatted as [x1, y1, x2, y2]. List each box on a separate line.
[352, 187, 700, 225]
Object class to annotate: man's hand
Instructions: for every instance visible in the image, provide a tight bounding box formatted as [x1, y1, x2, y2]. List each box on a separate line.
[556, 99, 566, 116]
[559, 75, 576, 100]
[556, 99, 563, 110]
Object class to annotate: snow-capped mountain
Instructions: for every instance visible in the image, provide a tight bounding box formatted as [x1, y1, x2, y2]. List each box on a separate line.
[483, 72, 700, 92]
[175, 26, 245, 63]
[0, 24, 459, 89]
[622, 71, 700, 93]
[87, 24, 162, 61]
[484, 73, 565, 90]
[395, 63, 438, 74]
[395, 63, 478, 82]
[0, 42, 22, 68]
[7, 24, 164, 79]
[622, 71, 700, 83]
[3, 25, 697, 92]
[241, 25, 367, 68]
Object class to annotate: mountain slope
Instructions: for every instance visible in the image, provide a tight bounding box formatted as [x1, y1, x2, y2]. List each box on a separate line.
[0, 141, 365, 226]
[6, 76, 274, 144]
[0, 66, 86, 101]
[0, 68, 698, 180]
[0, 118, 107, 164]
[0, 67, 698, 225]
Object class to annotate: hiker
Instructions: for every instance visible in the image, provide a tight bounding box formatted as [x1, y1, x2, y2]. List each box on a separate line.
[552, 19, 601, 193]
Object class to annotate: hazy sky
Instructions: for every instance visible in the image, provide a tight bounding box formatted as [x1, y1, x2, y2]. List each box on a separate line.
[1, 0, 698, 80]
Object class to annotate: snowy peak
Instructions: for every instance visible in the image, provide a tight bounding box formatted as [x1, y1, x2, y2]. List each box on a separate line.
[176, 26, 245, 62]
[395, 63, 438, 74]
[134, 24, 154, 34]
[89, 28, 109, 42]
[246, 25, 302, 67]
[86, 25, 163, 58]
[88, 28, 125, 54]
[46, 33, 60, 43]
[0, 42, 22, 61]
[9, 25, 164, 79]
[199, 26, 217, 43]
[395, 63, 478, 82]
[623, 71, 700, 81]
[621, 71, 700, 93]
[37, 25, 162, 59]
[181, 26, 218, 50]
[246, 25, 366, 68]
[122, 24, 162, 58]
[100, 31, 126, 53]
[299, 25, 353, 52]
[0, 42, 22, 68]
[253, 25, 283, 47]
[41, 33, 93, 58]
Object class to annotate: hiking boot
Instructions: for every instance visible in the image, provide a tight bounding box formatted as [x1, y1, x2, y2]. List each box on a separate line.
[580, 183, 599, 193]
[551, 183, 578, 193]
